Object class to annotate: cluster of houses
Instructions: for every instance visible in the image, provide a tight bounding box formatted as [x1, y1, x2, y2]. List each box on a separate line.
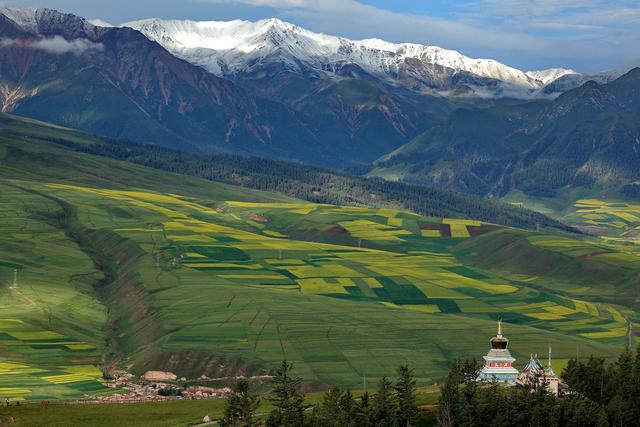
[477, 319, 567, 396]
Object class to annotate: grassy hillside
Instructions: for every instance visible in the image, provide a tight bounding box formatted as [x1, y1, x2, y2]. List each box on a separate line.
[0, 117, 637, 403]
[0, 113, 569, 232]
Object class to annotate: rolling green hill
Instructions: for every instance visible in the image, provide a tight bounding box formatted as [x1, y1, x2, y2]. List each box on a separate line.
[0, 113, 568, 232]
[0, 116, 637, 402]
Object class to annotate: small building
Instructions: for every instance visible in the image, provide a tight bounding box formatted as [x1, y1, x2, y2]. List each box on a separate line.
[516, 347, 567, 396]
[477, 319, 520, 384]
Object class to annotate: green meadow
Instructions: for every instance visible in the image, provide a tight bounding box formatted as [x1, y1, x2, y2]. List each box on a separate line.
[0, 119, 637, 403]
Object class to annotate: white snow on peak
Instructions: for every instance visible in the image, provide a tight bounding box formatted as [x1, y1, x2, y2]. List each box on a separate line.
[526, 68, 578, 85]
[123, 17, 558, 91]
[88, 19, 113, 28]
[0, 7, 38, 32]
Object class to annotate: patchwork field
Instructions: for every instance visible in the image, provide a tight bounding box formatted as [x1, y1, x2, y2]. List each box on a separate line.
[0, 184, 111, 401]
[1, 131, 639, 399]
[0, 179, 633, 399]
[571, 199, 640, 232]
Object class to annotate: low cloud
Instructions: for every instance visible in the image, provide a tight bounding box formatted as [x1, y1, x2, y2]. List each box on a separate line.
[0, 35, 103, 55]
[31, 36, 103, 55]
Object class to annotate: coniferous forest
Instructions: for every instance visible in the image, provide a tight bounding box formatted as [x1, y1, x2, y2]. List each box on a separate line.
[40, 133, 570, 232]
[221, 347, 640, 427]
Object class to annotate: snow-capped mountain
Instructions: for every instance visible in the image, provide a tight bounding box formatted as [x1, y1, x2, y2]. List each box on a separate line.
[525, 68, 578, 85]
[0, 6, 104, 39]
[123, 17, 595, 98]
[0, 7, 332, 164]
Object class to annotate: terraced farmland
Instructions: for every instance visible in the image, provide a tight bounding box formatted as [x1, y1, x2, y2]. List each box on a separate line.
[0, 184, 110, 401]
[2, 181, 631, 394]
[572, 199, 640, 231]
[1, 127, 638, 399]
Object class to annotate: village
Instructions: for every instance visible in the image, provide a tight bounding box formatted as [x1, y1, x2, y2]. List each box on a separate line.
[73, 371, 274, 404]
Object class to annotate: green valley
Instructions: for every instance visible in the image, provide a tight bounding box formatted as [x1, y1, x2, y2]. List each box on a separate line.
[0, 117, 637, 402]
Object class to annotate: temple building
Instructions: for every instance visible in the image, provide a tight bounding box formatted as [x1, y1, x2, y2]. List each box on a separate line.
[516, 346, 566, 396]
[477, 319, 520, 384]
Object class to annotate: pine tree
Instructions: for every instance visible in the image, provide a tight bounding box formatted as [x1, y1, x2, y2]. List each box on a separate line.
[607, 351, 634, 426]
[339, 389, 357, 426]
[267, 361, 306, 427]
[395, 365, 418, 427]
[630, 346, 640, 421]
[438, 359, 462, 427]
[373, 376, 398, 427]
[320, 387, 344, 426]
[356, 392, 373, 427]
[220, 380, 260, 427]
[595, 407, 609, 427]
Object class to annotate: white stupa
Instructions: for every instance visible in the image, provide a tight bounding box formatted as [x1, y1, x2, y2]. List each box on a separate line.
[478, 319, 519, 384]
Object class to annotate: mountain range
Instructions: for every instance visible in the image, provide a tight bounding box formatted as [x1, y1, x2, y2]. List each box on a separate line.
[124, 17, 614, 100]
[0, 5, 636, 190]
[371, 68, 640, 198]
[0, 7, 623, 170]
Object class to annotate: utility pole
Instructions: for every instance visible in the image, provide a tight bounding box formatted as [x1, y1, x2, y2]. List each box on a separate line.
[155, 253, 160, 268]
[358, 239, 362, 249]
[11, 269, 17, 289]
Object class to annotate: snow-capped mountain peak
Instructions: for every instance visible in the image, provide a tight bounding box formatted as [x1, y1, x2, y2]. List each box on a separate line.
[124, 16, 559, 97]
[526, 68, 578, 85]
[0, 7, 39, 32]
[0, 7, 102, 39]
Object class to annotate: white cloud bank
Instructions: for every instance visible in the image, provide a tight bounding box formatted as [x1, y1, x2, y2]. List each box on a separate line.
[0, 35, 103, 55]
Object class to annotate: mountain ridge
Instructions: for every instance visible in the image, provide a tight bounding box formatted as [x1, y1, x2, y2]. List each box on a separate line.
[123, 16, 615, 99]
[371, 68, 640, 198]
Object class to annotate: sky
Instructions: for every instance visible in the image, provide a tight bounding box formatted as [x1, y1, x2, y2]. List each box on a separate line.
[2, 0, 639, 72]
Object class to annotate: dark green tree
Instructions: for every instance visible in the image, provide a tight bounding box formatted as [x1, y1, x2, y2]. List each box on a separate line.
[437, 359, 462, 427]
[607, 351, 634, 426]
[355, 392, 373, 427]
[220, 380, 260, 427]
[373, 376, 398, 427]
[267, 361, 306, 427]
[339, 389, 357, 426]
[319, 387, 344, 426]
[395, 365, 418, 427]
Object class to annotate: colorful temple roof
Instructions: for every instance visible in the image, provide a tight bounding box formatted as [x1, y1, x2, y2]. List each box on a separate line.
[515, 346, 558, 387]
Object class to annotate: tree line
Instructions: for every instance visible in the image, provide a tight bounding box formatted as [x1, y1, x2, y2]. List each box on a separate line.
[43, 135, 572, 232]
[438, 347, 640, 427]
[223, 347, 640, 427]
[220, 361, 422, 427]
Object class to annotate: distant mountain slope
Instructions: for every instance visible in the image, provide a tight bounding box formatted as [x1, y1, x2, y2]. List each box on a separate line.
[125, 17, 602, 99]
[0, 112, 570, 231]
[0, 7, 457, 168]
[371, 68, 640, 198]
[0, 8, 345, 164]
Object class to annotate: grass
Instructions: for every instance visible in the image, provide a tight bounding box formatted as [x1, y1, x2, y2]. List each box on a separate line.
[28, 183, 630, 390]
[0, 123, 636, 402]
[0, 183, 112, 401]
[0, 386, 441, 427]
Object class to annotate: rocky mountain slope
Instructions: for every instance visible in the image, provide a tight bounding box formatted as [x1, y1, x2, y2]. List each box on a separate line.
[0, 8, 334, 162]
[371, 68, 640, 198]
[0, 8, 460, 167]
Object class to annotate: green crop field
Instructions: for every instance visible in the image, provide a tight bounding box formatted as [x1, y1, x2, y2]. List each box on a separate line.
[0, 117, 638, 403]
